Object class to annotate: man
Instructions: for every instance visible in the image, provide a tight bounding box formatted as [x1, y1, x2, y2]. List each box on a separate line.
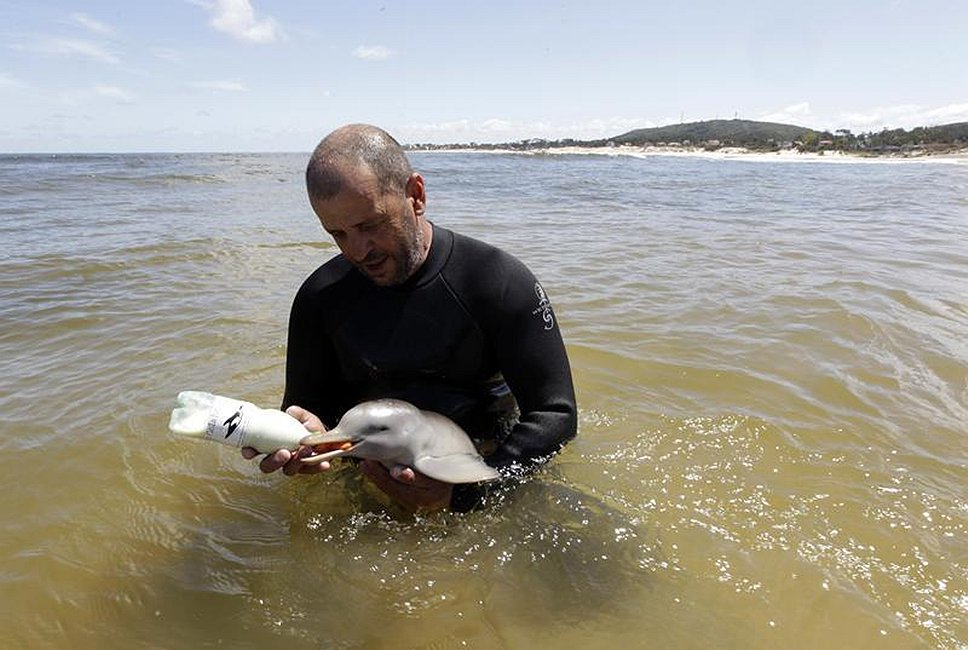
[243, 124, 577, 512]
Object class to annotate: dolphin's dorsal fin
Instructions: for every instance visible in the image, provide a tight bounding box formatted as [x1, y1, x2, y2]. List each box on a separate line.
[414, 454, 501, 483]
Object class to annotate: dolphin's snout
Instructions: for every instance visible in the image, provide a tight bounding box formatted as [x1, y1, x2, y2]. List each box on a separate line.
[300, 431, 357, 465]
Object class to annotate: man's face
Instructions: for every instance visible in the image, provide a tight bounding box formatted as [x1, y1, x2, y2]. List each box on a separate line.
[310, 168, 426, 287]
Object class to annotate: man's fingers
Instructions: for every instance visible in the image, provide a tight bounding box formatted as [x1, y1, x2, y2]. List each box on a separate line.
[363, 461, 416, 485]
[259, 448, 292, 473]
[301, 460, 331, 473]
[283, 446, 314, 475]
[242, 432, 336, 476]
[389, 464, 416, 484]
[358, 460, 453, 512]
[285, 405, 325, 432]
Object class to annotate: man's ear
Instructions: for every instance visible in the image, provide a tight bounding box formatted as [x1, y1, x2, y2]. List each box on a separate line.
[406, 173, 426, 216]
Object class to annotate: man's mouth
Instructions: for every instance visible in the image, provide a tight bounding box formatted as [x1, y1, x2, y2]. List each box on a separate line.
[362, 254, 389, 275]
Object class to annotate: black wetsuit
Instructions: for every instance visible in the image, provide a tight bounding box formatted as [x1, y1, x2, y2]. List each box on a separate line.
[282, 224, 577, 509]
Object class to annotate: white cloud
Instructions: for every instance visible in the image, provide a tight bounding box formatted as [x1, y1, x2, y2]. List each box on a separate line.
[203, 0, 283, 44]
[190, 80, 249, 92]
[0, 72, 23, 88]
[756, 101, 968, 134]
[400, 117, 658, 144]
[72, 13, 114, 36]
[152, 47, 184, 62]
[12, 37, 120, 64]
[57, 85, 134, 107]
[402, 120, 471, 136]
[94, 84, 134, 103]
[566, 117, 656, 138]
[352, 45, 394, 61]
[837, 103, 968, 132]
[479, 118, 514, 132]
[757, 102, 815, 126]
[919, 103, 968, 123]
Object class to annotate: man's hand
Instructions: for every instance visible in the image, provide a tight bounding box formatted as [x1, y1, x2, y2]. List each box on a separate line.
[241, 405, 330, 476]
[359, 460, 453, 512]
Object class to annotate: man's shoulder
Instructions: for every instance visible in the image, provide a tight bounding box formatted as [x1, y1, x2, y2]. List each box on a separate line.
[447, 229, 527, 274]
[441, 228, 538, 316]
[294, 254, 359, 303]
[447, 229, 533, 283]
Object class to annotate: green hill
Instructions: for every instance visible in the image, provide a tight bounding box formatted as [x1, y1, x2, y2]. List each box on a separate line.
[931, 121, 968, 141]
[865, 121, 968, 147]
[609, 119, 819, 147]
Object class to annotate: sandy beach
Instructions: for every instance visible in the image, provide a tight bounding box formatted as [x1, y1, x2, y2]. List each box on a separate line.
[426, 144, 968, 165]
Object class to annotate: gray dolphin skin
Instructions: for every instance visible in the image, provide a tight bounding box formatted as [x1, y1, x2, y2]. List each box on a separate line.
[299, 399, 502, 484]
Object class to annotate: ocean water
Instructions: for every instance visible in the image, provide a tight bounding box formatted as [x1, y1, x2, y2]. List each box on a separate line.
[0, 150, 965, 649]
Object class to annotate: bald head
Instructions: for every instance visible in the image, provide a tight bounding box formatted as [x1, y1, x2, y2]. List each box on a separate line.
[306, 124, 414, 201]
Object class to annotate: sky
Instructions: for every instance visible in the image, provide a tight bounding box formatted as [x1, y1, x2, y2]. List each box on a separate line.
[2, 0, 967, 152]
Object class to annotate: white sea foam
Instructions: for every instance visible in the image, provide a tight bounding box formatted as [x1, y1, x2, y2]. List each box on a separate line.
[427, 145, 968, 165]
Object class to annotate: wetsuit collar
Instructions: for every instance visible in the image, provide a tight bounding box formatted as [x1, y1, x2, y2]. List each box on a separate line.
[393, 222, 452, 290]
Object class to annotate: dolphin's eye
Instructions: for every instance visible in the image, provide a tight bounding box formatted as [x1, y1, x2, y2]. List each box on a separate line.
[364, 424, 391, 434]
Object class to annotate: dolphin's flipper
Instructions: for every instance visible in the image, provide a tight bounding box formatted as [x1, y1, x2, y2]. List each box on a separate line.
[414, 454, 501, 483]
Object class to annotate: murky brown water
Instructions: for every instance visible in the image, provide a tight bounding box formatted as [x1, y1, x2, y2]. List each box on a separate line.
[1, 152, 966, 648]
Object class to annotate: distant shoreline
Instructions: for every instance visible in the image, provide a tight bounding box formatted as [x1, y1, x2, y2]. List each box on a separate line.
[411, 144, 968, 165]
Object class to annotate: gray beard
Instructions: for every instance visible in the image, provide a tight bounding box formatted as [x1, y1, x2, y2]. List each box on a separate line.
[363, 215, 425, 286]
[399, 216, 425, 280]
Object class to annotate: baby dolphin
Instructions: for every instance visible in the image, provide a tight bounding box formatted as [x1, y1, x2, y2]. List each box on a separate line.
[299, 399, 501, 484]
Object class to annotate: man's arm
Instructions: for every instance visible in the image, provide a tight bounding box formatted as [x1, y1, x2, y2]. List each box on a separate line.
[449, 251, 576, 512]
[449, 238, 577, 474]
[281, 281, 339, 424]
[488, 265, 577, 471]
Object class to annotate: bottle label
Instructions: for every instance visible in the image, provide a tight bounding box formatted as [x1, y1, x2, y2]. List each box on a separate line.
[204, 396, 251, 448]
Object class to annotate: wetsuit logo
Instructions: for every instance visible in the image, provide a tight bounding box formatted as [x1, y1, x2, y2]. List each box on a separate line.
[532, 282, 555, 331]
[223, 407, 243, 439]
